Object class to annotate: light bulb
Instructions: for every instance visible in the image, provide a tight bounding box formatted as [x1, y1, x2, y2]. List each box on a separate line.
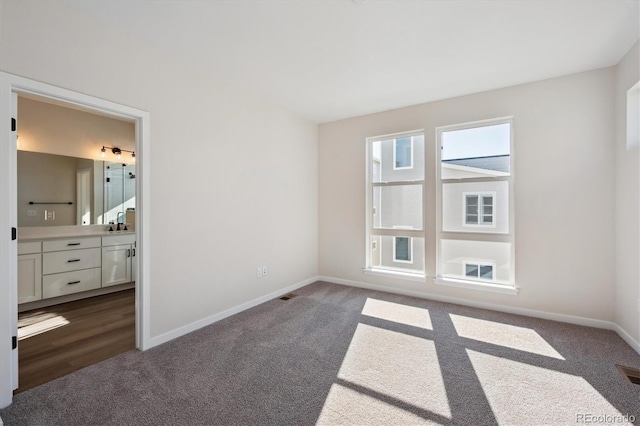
[100, 147, 106, 158]
[116, 152, 122, 160]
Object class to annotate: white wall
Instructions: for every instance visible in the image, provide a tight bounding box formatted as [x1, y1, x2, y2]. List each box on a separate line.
[0, 1, 318, 338]
[319, 67, 616, 322]
[615, 41, 640, 344]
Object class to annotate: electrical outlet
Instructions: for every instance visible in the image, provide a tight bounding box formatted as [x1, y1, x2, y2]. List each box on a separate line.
[262, 266, 268, 276]
[27, 209, 36, 217]
[44, 210, 55, 221]
[257, 267, 262, 278]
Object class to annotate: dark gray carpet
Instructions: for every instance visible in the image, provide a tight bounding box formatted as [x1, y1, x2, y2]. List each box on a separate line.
[1, 281, 639, 425]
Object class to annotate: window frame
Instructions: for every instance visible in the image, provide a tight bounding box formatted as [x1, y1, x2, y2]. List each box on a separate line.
[463, 191, 497, 227]
[463, 261, 497, 282]
[365, 129, 425, 280]
[393, 136, 414, 170]
[435, 117, 517, 294]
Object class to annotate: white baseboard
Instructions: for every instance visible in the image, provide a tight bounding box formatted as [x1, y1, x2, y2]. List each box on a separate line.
[147, 276, 319, 349]
[614, 323, 640, 355]
[318, 275, 640, 356]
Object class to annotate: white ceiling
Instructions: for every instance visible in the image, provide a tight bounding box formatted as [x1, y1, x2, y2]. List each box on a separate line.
[62, 0, 639, 123]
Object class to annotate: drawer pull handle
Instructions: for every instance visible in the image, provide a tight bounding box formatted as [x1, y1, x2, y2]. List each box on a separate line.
[67, 243, 81, 246]
[68, 281, 81, 285]
[67, 259, 81, 263]
[127, 249, 131, 258]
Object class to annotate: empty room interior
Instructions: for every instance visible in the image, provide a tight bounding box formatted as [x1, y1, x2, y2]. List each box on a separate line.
[0, 1, 639, 425]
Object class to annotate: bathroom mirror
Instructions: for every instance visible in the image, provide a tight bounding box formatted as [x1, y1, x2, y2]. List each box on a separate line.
[17, 150, 136, 227]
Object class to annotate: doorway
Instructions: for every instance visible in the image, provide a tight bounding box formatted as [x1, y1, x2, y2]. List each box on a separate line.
[0, 72, 151, 408]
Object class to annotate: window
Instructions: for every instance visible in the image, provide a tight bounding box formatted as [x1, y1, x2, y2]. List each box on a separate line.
[393, 237, 412, 263]
[393, 136, 413, 169]
[437, 119, 515, 290]
[464, 262, 495, 281]
[366, 131, 425, 278]
[464, 193, 495, 226]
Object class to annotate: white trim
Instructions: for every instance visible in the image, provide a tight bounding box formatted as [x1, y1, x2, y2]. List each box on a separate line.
[317, 276, 633, 341]
[368, 128, 424, 143]
[362, 268, 426, 282]
[146, 276, 319, 349]
[392, 236, 413, 263]
[0, 72, 151, 408]
[435, 277, 517, 295]
[392, 136, 414, 170]
[614, 323, 640, 355]
[436, 116, 515, 133]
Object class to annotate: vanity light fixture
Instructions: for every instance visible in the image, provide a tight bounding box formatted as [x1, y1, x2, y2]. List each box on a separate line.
[100, 146, 135, 162]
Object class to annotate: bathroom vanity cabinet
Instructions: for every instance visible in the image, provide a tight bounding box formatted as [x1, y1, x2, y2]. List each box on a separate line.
[18, 232, 136, 305]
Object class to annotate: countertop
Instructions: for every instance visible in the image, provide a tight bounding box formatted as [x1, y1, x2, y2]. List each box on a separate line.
[18, 225, 135, 242]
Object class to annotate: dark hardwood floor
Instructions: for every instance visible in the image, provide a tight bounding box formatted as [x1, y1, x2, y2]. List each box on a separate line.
[15, 289, 135, 394]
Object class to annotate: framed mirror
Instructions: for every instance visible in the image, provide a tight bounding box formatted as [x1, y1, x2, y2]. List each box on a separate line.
[17, 150, 135, 227]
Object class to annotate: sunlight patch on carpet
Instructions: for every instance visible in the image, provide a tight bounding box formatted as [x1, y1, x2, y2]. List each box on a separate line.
[334, 323, 451, 418]
[450, 314, 564, 359]
[467, 350, 632, 426]
[361, 298, 432, 330]
[316, 383, 434, 426]
[18, 312, 70, 340]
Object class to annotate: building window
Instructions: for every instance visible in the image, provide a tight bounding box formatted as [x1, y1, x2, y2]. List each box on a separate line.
[393, 136, 413, 169]
[464, 193, 495, 226]
[393, 237, 412, 263]
[366, 131, 425, 277]
[464, 262, 495, 281]
[437, 118, 515, 288]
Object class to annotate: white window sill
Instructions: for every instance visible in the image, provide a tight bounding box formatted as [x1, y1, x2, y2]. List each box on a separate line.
[434, 277, 519, 295]
[363, 268, 426, 283]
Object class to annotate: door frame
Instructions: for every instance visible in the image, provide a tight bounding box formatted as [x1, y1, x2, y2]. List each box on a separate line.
[0, 72, 151, 408]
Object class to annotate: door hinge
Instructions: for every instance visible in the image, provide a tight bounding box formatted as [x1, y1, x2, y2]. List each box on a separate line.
[11, 118, 16, 132]
[12, 336, 17, 350]
[11, 227, 16, 241]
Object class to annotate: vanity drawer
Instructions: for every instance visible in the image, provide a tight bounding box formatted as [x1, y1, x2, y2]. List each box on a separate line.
[43, 237, 101, 253]
[18, 241, 41, 255]
[102, 234, 135, 247]
[42, 268, 101, 298]
[43, 248, 101, 275]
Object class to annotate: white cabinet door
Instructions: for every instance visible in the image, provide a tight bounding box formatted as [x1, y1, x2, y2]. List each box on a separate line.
[18, 254, 42, 304]
[102, 244, 132, 287]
